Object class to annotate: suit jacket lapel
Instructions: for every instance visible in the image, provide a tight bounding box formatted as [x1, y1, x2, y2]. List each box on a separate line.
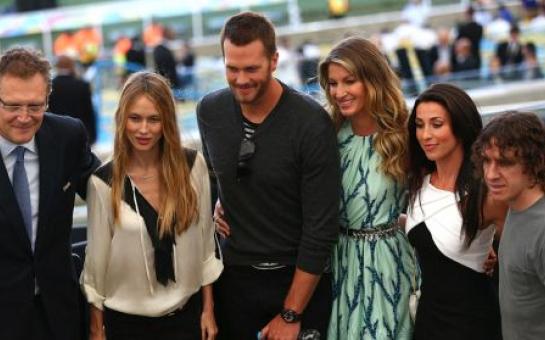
[0, 153, 32, 251]
[35, 119, 60, 251]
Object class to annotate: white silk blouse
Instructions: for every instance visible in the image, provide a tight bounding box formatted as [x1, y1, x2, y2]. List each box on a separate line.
[80, 152, 223, 316]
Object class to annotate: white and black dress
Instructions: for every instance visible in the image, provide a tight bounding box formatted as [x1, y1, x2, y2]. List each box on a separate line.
[406, 175, 501, 340]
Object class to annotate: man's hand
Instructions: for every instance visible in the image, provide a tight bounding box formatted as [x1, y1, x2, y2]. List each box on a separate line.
[213, 199, 230, 238]
[259, 269, 319, 339]
[398, 213, 407, 230]
[260, 314, 300, 340]
[483, 248, 497, 276]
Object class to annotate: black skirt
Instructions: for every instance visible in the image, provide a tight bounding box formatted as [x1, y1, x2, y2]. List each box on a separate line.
[104, 291, 202, 340]
[408, 222, 501, 340]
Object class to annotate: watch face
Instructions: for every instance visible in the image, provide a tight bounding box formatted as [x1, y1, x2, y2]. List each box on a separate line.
[283, 311, 295, 322]
[281, 309, 300, 323]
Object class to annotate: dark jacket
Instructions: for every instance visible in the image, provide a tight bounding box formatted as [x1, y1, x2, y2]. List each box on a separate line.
[456, 21, 483, 66]
[153, 43, 180, 88]
[0, 113, 99, 340]
[49, 74, 97, 145]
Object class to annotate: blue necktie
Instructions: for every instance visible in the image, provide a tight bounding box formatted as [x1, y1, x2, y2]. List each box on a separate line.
[12, 146, 32, 245]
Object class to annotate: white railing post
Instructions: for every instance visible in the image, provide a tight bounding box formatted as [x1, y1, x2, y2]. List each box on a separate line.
[287, 0, 301, 28]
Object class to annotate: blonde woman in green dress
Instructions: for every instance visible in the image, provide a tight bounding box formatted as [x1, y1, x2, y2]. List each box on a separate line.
[318, 37, 415, 339]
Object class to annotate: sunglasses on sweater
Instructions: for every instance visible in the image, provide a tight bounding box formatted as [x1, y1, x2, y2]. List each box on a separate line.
[237, 138, 255, 179]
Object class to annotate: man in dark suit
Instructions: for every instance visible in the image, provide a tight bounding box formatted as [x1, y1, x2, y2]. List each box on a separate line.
[495, 25, 525, 80]
[456, 6, 483, 68]
[48, 55, 97, 145]
[153, 27, 180, 89]
[0, 47, 99, 340]
[452, 37, 480, 74]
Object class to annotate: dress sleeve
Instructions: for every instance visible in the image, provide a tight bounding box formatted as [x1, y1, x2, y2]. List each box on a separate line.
[80, 175, 113, 310]
[194, 152, 223, 285]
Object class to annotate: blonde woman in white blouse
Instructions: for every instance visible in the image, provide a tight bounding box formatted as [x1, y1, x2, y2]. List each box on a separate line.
[81, 72, 222, 340]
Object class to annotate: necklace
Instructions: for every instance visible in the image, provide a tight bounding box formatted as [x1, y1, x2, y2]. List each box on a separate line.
[128, 164, 158, 181]
[140, 174, 155, 181]
[430, 171, 455, 191]
[128, 171, 156, 181]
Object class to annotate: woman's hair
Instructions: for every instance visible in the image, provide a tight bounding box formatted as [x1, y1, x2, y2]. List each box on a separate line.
[472, 111, 545, 192]
[407, 83, 483, 246]
[111, 71, 198, 237]
[318, 36, 408, 182]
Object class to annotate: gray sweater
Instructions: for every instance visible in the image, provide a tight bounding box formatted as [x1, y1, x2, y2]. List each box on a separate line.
[499, 195, 545, 340]
[197, 84, 340, 274]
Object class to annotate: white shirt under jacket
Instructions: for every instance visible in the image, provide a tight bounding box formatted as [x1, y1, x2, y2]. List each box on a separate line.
[81, 152, 223, 316]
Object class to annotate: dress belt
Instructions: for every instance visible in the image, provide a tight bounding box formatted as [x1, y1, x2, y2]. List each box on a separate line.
[340, 221, 399, 240]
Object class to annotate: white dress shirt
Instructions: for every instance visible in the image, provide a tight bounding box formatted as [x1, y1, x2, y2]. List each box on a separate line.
[0, 134, 40, 250]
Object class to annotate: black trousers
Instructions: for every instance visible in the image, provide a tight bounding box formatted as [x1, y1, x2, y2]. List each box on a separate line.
[214, 265, 332, 340]
[32, 295, 55, 340]
[103, 291, 202, 340]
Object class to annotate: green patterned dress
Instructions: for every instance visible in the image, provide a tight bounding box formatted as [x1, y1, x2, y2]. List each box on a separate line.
[328, 121, 415, 340]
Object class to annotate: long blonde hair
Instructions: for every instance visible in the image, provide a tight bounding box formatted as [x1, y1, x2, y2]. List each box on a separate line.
[111, 71, 198, 237]
[318, 36, 408, 182]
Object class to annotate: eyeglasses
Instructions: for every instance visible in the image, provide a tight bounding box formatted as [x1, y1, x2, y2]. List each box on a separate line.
[237, 138, 255, 179]
[0, 97, 48, 115]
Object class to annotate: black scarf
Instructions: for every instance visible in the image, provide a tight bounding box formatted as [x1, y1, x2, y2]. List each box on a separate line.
[124, 178, 175, 286]
[93, 149, 197, 287]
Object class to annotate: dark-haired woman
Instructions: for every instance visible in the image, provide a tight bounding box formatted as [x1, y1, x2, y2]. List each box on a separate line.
[406, 83, 506, 339]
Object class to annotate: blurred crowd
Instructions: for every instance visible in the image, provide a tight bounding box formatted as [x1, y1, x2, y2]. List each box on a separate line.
[258, 0, 545, 96]
[48, 1, 545, 104]
[53, 21, 197, 101]
[376, 0, 545, 93]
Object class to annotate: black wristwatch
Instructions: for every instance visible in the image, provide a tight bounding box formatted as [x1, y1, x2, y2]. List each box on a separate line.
[280, 308, 302, 323]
